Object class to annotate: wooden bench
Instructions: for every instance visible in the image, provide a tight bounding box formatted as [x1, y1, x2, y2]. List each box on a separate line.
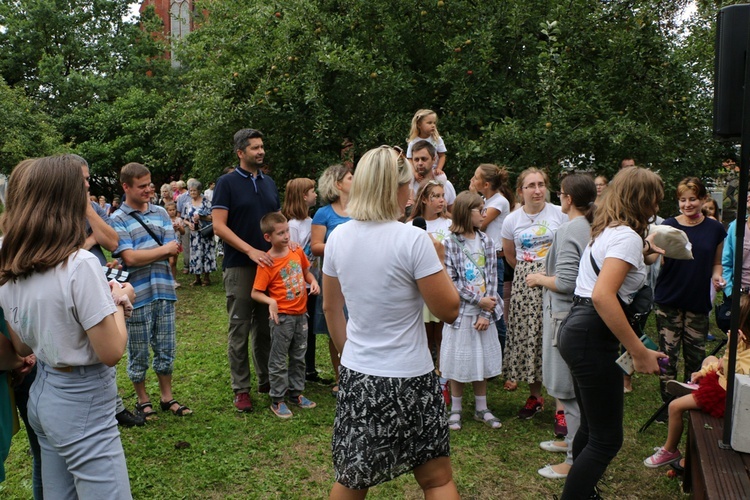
[683, 410, 750, 499]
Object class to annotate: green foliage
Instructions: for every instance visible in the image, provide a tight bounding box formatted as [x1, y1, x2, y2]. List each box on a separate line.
[0, 77, 62, 172]
[0, 0, 177, 194]
[163, 0, 730, 211]
[0, 0, 740, 208]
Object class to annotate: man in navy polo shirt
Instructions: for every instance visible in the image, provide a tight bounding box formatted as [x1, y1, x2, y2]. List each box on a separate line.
[212, 129, 281, 412]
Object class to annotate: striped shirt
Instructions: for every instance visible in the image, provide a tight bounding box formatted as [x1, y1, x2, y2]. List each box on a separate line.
[111, 203, 177, 309]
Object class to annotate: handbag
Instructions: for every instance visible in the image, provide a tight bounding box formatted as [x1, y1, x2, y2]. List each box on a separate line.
[589, 252, 653, 326]
[715, 294, 732, 333]
[198, 221, 214, 239]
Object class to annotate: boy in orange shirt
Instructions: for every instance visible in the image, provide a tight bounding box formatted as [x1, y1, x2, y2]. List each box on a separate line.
[252, 212, 320, 418]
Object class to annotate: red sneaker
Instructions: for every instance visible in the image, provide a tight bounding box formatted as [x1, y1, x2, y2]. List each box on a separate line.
[554, 410, 568, 437]
[441, 382, 450, 406]
[233, 392, 253, 413]
[518, 396, 544, 419]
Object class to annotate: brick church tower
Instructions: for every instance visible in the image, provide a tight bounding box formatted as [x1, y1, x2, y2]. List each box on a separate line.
[140, 0, 194, 66]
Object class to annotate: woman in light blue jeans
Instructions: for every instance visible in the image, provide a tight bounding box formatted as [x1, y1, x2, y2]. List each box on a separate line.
[0, 155, 135, 499]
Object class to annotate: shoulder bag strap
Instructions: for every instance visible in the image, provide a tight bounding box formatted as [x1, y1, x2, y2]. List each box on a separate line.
[589, 250, 600, 275]
[130, 211, 163, 246]
[450, 234, 486, 283]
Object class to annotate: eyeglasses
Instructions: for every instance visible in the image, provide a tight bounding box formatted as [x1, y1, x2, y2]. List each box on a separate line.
[557, 191, 568, 198]
[741, 287, 750, 295]
[523, 182, 546, 191]
[472, 207, 488, 215]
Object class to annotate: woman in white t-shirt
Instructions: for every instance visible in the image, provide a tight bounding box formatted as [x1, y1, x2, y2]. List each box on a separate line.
[501, 168, 566, 419]
[323, 146, 459, 498]
[0, 155, 135, 498]
[557, 167, 666, 499]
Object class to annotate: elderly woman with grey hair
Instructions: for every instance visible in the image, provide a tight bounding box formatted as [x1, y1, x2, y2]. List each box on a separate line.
[182, 179, 216, 286]
[158, 184, 173, 207]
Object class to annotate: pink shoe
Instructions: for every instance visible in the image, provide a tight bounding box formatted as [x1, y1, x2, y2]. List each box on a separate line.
[644, 447, 682, 468]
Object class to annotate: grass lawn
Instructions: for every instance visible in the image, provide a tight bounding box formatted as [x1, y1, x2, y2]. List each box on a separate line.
[2, 261, 713, 499]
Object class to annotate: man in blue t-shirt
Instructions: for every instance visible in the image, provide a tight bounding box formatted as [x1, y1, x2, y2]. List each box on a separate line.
[212, 129, 280, 413]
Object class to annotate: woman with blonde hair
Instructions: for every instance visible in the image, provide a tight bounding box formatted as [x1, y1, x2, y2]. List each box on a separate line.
[557, 166, 667, 499]
[324, 146, 459, 498]
[0, 155, 134, 498]
[311, 164, 353, 395]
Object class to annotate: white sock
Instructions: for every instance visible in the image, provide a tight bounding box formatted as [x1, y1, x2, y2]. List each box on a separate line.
[475, 395, 488, 413]
[451, 396, 463, 413]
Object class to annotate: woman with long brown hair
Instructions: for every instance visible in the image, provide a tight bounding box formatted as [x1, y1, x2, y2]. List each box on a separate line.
[0, 155, 134, 498]
[557, 167, 666, 499]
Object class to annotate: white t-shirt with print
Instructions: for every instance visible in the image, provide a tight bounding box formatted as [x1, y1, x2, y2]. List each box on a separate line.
[409, 217, 452, 245]
[0, 250, 117, 367]
[484, 193, 511, 247]
[322, 220, 443, 377]
[500, 203, 566, 263]
[574, 225, 647, 304]
[459, 234, 486, 316]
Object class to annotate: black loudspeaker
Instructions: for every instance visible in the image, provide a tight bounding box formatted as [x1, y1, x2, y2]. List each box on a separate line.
[714, 4, 750, 140]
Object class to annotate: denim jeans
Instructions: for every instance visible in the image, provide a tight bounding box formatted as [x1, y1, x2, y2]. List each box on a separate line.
[558, 302, 623, 499]
[30, 362, 131, 499]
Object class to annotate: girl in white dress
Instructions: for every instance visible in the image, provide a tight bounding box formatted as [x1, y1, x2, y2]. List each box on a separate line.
[441, 192, 504, 430]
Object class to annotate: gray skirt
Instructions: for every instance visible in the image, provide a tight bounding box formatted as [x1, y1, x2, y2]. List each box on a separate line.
[332, 366, 450, 489]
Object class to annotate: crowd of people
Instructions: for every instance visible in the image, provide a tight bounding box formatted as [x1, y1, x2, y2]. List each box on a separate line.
[0, 112, 746, 499]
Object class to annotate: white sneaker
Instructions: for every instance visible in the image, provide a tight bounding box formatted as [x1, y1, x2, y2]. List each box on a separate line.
[539, 440, 568, 453]
[538, 464, 568, 479]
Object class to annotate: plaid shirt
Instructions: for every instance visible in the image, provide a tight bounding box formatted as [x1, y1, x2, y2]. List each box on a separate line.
[443, 230, 502, 329]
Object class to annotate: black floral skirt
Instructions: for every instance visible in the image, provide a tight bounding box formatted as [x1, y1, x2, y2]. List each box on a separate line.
[332, 366, 450, 489]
